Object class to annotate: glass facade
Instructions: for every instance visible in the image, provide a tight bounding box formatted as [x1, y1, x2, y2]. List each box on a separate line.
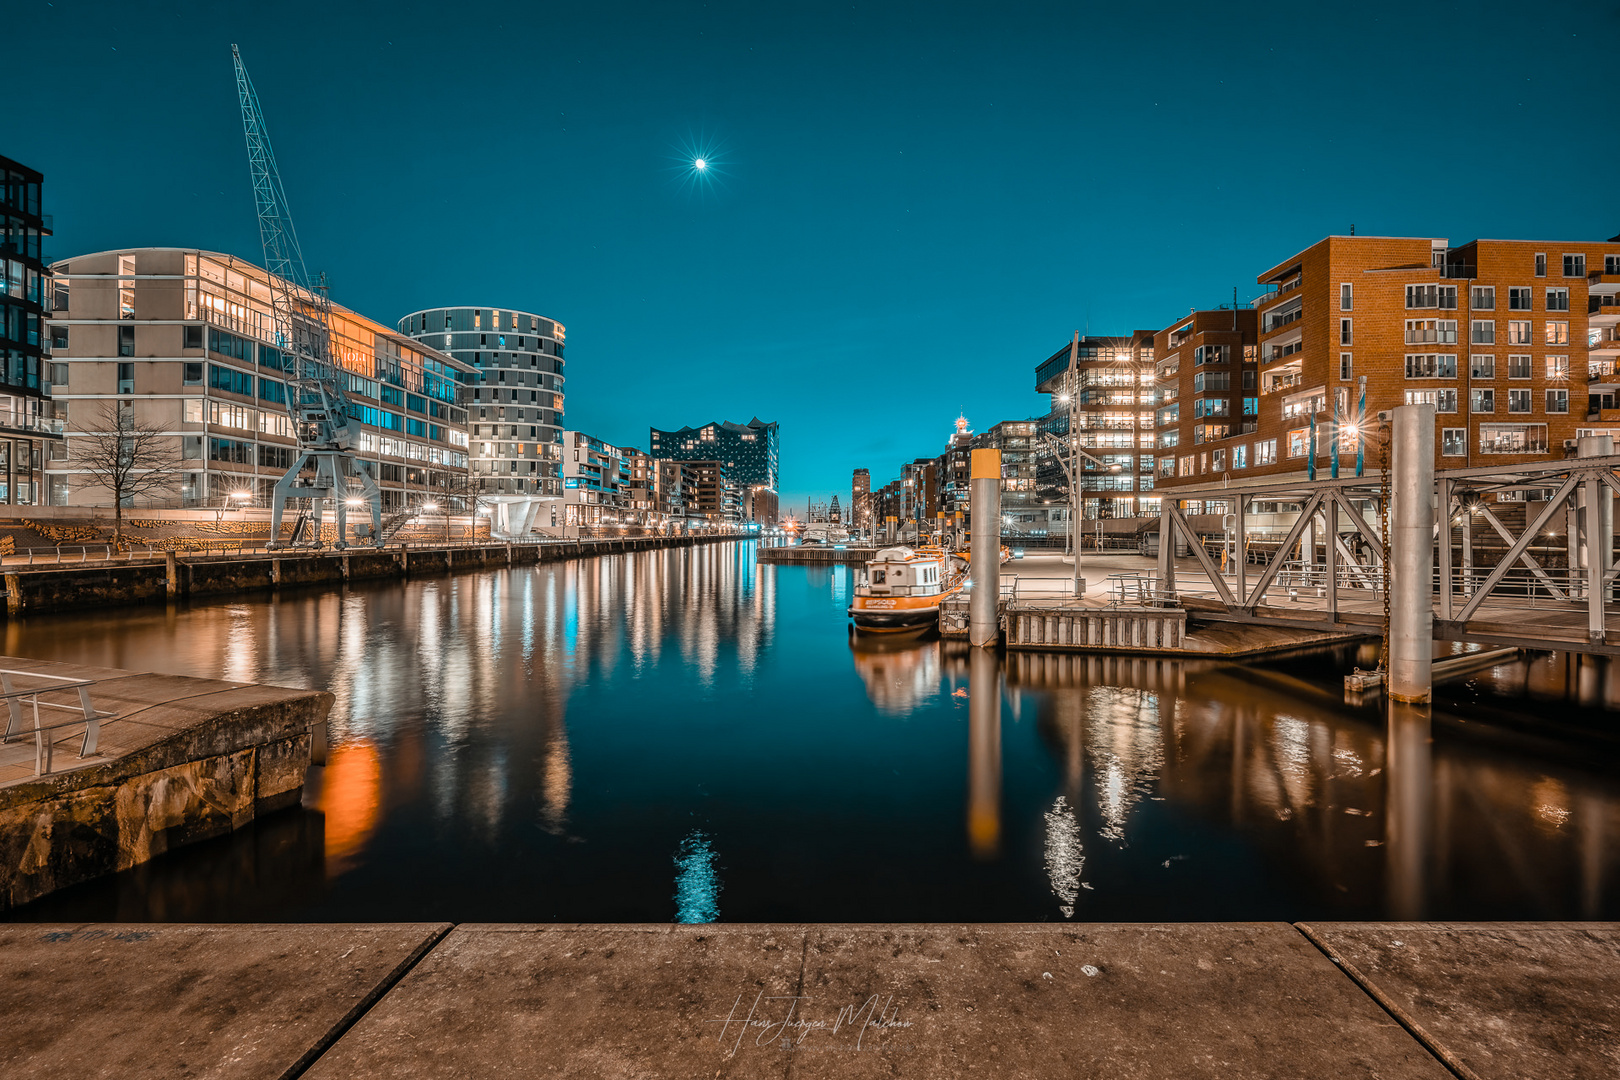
[0, 155, 60, 505]
[648, 418, 778, 523]
[44, 249, 471, 509]
[398, 306, 564, 498]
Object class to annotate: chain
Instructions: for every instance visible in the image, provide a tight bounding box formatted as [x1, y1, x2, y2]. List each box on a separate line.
[1378, 425, 1392, 673]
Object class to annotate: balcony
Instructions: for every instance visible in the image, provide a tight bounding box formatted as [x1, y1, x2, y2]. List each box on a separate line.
[1252, 275, 1303, 309]
[1262, 306, 1302, 335]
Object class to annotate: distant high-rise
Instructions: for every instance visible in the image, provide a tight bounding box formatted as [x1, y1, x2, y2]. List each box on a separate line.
[649, 417, 778, 523]
[851, 468, 870, 530]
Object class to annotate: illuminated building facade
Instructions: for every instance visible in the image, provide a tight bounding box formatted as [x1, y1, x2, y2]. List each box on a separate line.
[399, 304, 563, 535]
[45, 248, 472, 508]
[0, 155, 61, 503]
[1034, 332, 1157, 522]
[649, 416, 778, 523]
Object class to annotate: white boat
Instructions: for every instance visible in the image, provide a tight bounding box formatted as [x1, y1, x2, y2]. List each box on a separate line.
[847, 545, 968, 633]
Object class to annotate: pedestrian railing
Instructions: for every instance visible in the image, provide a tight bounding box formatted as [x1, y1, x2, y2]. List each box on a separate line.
[0, 669, 117, 777]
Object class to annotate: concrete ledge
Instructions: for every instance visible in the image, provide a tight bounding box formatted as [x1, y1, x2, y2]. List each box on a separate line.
[302, 923, 1450, 1079]
[0, 923, 450, 1080]
[1300, 922, 1620, 1080]
[0, 657, 333, 911]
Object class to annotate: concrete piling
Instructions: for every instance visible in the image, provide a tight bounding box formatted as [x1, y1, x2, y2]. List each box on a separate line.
[969, 448, 1002, 647]
[1389, 404, 1435, 703]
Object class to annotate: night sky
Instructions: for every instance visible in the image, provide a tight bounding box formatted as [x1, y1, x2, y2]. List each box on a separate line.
[7, 1, 1619, 515]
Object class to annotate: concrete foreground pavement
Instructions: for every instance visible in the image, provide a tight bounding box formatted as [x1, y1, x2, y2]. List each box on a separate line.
[2, 921, 1616, 1078]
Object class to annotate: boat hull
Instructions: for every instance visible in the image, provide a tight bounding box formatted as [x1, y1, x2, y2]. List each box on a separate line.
[847, 603, 941, 633]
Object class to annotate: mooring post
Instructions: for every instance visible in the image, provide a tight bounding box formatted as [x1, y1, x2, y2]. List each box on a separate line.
[969, 448, 1001, 647]
[1580, 435, 1613, 644]
[1156, 501, 1175, 598]
[1389, 403, 1435, 703]
[165, 550, 178, 599]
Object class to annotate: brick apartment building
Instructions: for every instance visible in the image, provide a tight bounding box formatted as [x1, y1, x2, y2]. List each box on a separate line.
[1156, 234, 1620, 504]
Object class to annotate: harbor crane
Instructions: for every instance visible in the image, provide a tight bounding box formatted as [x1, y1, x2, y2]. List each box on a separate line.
[230, 44, 383, 549]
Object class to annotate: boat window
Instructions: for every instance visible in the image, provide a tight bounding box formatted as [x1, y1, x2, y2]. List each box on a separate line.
[871, 570, 885, 584]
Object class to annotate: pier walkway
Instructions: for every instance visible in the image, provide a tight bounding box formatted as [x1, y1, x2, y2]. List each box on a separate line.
[1, 920, 1612, 1079]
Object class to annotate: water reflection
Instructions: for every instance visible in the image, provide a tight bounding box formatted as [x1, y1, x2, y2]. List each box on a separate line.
[6, 548, 1620, 923]
[674, 830, 722, 923]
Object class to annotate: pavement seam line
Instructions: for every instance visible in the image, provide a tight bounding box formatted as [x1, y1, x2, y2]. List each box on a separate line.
[276, 921, 456, 1080]
[1292, 922, 1482, 1080]
[782, 930, 809, 1080]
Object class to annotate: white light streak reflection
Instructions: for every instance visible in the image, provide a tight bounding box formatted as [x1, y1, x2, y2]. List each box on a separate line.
[1044, 795, 1085, 917]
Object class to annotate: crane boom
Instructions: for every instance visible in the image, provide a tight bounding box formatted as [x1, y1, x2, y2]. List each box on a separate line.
[231, 44, 382, 548]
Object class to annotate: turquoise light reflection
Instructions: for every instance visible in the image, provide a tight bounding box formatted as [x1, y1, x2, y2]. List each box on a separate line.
[673, 830, 721, 923]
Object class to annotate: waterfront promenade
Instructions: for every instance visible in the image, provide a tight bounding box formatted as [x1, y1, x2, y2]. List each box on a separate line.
[2, 921, 1613, 1078]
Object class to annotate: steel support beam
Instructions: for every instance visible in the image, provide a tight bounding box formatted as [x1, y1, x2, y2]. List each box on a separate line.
[1454, 476, 1578, 624]
[1242, 491, 1324, 608]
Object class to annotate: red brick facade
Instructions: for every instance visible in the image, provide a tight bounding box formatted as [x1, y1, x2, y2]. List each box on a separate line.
[1156, 235, 1620, 498]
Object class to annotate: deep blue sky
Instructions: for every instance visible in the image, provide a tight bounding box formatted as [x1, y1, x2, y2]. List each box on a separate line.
[7, 1, 1619, 515]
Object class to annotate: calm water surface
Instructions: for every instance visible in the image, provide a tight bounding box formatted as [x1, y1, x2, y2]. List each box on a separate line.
[8, 540, 1620, 923]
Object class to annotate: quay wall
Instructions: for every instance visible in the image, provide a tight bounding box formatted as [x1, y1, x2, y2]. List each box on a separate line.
[0, 662, 332, 911]
[0, 535, 735, 618]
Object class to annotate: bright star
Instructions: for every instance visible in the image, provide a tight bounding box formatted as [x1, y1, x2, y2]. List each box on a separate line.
[693, 158, 707, 171]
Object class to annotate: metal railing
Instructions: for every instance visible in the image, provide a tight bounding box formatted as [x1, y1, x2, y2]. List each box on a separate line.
[0, 669, 116, 776]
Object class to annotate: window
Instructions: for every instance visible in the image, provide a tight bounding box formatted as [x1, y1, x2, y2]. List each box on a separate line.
[1439, 285, 1457, 309]
[1547, 389, 1569, 413]
[1609, 255, 1620, 274]
[1232, 444, 1248, 469]
[1546, 320, 1569, 345]
[183, 362, 203, 385]
[1471, 320, 1495, 345]
[1471, 388, 1495, 413]
[1243, 396, 1258, 415]
[116, 362, 134, 394]
[1535, 253, 1547, 277]
[49, 325, 67, 350]
[1405, 353, 1457, 378]
[1480, 423, 1547, 454]
[1508, 389, 1531, 413]
[1340, 318, 1353, 345]
[1405, 319, 1456, 344]
[1339, 353, 1352, 380]
[1242, 369, 1256, 389]
[1471, 355, 1495, 378]
[1287, 429, 1309, 458]
[1405, 388, 1458, 412]
[1192, 371, 1229, 391]
[183, 325, 203, 349]
[1212, 448, 1227, 471]
[1442, 429, 1467, 456]
[1564, 254, 1586, 278]
[48, 363, 67, 385]
[1508, 354, 1532, 379]
[1508, 320, 1533, 344]
[1508, 287, 1533, 311]
[209, 363, 254, 396]
[1194, 344, 1228, 365]
[1547, 287, 1570, 312]
[1547, 356, 1568, 381]
[117, 325, 134, 357]
[1256, 439, 1277, 466]
[1178, 455, 1195, 477]
[1471, 286, 1495, 310]
[1406, 284, 1437, 308]
[1340, 283, 1353, 311]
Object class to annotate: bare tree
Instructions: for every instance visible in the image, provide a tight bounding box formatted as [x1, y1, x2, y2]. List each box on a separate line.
[71, 401, 179, 549]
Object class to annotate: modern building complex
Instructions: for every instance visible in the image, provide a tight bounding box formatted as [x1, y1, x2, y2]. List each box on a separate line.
[1033, 332, 1157, 525]
[0, 155, 62, 503]
[972, 419, 1040, 533]
[399, 305, 563, 536]
[649, 417, 779, 524]
[45, 248, 473, 509]
[1152, 310, 1259, 488]
[1154, 234, 1620, 502]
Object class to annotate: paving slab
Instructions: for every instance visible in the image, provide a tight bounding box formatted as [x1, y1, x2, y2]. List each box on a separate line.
[305, 923, 1450, 1079]
[1300, 921, 1620, 1080]
[302, 924, 807, 1080]
[0, 922, 448, 1080]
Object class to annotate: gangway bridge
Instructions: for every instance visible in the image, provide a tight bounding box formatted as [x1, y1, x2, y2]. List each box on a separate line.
[1153, 439, 1620, 659]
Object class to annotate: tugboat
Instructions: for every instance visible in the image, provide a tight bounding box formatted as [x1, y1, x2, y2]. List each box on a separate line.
[847, 545, 968, 633]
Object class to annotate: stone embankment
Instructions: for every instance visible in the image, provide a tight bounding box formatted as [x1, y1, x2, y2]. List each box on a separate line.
[0, 657, 331, 911]
[0, 535, 733, 618]
[0, 921, 1612, 1079]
